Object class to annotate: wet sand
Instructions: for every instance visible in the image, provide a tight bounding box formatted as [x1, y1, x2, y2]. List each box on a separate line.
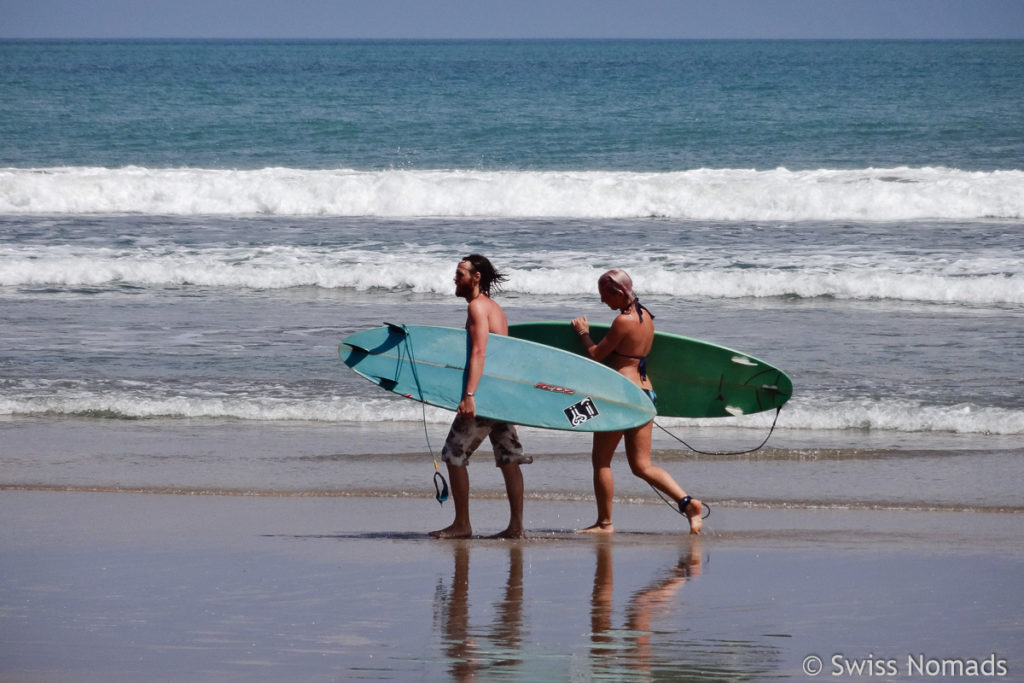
[1, 490, 1022, 681]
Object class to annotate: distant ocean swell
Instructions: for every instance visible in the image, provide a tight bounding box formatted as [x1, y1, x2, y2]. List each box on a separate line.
[1, 393, 1021, 435]
[2, 166, 1022, 220]
[3, 246, 1020, 306]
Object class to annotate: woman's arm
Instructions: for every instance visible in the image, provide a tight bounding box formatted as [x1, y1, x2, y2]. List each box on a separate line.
[571, 315, 627, 361]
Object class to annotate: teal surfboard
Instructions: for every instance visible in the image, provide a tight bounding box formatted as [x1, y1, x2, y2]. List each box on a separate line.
[509, 322, 792, 418]
[339, 324, 656, 432]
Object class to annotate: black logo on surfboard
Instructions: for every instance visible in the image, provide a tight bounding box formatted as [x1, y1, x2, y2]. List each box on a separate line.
[564, 396, 599, 427]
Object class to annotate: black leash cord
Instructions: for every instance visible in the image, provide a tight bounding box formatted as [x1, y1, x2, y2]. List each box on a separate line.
[654, 407, 782, 456]
[394, 322, 449, 506]
[649, 485, 712, 520]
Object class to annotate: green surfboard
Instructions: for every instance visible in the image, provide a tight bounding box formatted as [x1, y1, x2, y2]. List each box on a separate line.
[340, 323, 657, 432]
[509, 322, 792, 418]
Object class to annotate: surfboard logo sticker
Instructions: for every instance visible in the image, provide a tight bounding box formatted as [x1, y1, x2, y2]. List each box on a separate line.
[565, 396, 599, 427]
[535, 382, 575, 395]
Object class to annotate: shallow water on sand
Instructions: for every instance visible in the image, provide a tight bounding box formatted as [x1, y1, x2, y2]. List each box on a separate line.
[3, 417, 1022, 513]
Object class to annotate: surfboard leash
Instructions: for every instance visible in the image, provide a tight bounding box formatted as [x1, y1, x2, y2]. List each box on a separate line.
[420, 399, 448, 506]
[648, 403, 783, 524]
[649, 486, 712, 521]
[391, 322, 449, 506]
[653, 406, 783, 456]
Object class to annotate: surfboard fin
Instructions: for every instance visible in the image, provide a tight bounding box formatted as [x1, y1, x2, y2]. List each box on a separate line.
[384, 322, 407, 335]
[342, 342, 371, 354]
[730, 355, 758, 366]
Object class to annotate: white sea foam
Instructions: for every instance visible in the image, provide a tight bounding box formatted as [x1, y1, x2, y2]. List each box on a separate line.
[2, 166, 1022, 220]
[0, 394, 449, 424]
[2, 393, 1021, 435]
[684, 398, 1024, 436]
[2, 243, 1020, 305]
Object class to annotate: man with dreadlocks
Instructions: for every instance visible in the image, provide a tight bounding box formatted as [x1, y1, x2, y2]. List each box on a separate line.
[429, 254, 532, 539]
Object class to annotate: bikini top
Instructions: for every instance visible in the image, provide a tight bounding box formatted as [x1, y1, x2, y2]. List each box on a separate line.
[629, 299, 653, 323]
[612, 350, 649, 382]
[612, 299, 654, 382]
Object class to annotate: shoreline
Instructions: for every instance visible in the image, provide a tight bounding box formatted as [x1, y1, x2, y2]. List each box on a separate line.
[2, 483, 1023, 515]
[4, 415, 1023, 515]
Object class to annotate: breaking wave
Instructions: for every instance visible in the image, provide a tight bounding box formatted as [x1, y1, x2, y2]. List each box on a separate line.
[2, 165, 1022, 220]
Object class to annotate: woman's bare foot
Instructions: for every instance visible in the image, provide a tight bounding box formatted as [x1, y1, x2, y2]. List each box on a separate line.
[577, 521, 614, 534]
[429, 523, 472, 539]
[682, 498, 703, 535]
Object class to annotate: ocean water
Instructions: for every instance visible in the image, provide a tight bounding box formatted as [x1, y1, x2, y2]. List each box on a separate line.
[1, 39, 1022, 511]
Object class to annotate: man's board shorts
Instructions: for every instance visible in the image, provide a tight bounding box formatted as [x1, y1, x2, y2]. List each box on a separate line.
[441, 414, 532, 467]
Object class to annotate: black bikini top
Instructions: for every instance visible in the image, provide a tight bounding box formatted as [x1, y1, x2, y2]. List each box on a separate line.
[612, 350, 649, 382]
[625, 299, 654, 323]
[613, 299, 653, 381]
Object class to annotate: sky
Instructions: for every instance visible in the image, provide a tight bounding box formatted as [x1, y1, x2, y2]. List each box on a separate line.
[1, 0, 1023, 39]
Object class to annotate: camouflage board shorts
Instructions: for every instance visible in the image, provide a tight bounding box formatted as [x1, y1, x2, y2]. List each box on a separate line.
[441, 414, 532, 467]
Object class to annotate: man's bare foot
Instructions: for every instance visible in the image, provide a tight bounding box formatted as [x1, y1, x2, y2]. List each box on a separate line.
[577, 521, 614, 534]
[488, 526, 525, 539]
[429, 523, 472, 539]
[682, 498, 703, 535]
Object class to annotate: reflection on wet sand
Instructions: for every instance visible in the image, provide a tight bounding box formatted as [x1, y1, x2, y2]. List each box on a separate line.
[432, 536, 779, 679]
[590, 537, 702, 675]
[433, 537, 703, 679]
[434, 541, 524, 681]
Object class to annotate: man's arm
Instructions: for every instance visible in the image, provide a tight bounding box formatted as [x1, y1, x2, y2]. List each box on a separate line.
[459, 298, 490, 418]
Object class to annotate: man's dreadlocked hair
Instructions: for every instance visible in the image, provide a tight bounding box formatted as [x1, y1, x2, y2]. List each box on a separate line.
[462, 254, 508, 297]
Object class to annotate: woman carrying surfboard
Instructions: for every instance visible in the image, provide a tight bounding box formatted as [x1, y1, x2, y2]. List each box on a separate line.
[571, 269, 704, 534]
